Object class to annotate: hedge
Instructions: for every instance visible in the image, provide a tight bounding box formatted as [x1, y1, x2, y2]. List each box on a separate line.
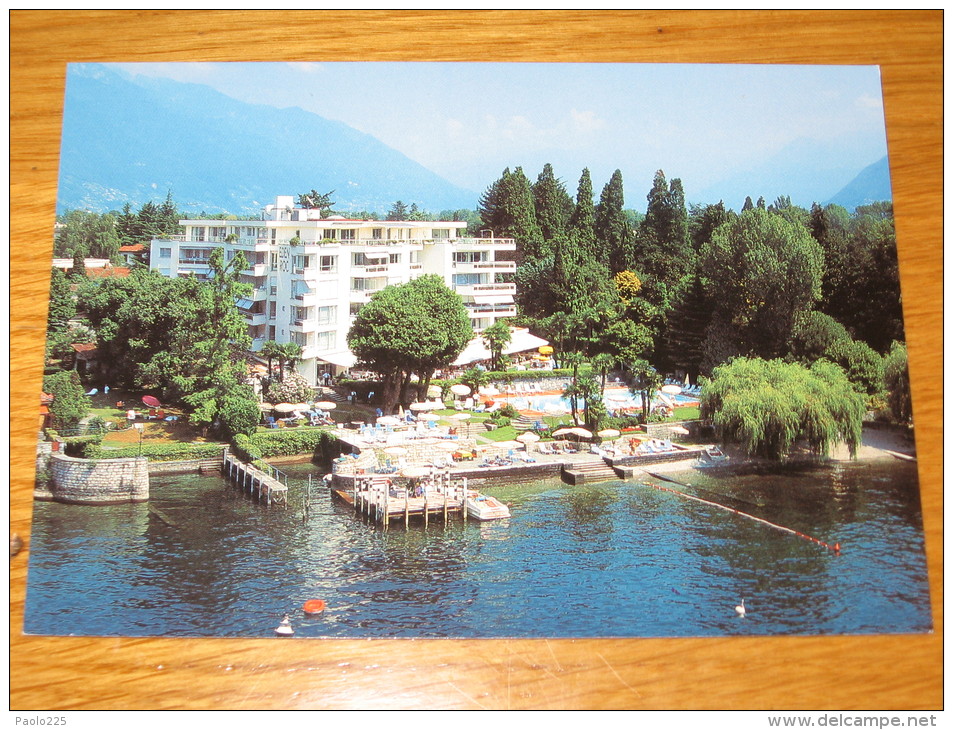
[235, 429, 337, 460]
[89, 442, 227, 462]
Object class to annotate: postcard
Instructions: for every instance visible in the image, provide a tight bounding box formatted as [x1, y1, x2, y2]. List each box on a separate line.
[26, 62, 929, 639]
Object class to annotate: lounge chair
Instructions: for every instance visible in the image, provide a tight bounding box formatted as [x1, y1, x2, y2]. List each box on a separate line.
[538, 442, 556, 455]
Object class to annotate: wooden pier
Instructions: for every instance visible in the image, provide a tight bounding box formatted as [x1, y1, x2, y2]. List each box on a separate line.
[222, 453, 288, 507]
[331, 472, 474, 528]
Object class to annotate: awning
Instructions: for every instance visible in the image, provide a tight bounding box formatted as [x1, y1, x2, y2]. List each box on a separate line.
[317, 350, 358, 368]
[362, 250, 389, 259]
[235, 298, 254, 310]
[452, 327, 550, 366]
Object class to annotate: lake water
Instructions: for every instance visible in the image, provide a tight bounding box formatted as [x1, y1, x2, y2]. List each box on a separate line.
[23, 459, 931, 639]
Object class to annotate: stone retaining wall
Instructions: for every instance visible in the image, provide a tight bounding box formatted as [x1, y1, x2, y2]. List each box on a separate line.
[43, 453, 149, 504]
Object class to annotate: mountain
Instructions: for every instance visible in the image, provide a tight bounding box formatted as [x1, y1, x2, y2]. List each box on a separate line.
[691, 136, 890, 212]
[56, 64, 480, 216]
[824, 155, 892, 211]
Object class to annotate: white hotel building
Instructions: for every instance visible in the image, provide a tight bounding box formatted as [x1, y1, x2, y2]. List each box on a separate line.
[150, 196, 518, 384]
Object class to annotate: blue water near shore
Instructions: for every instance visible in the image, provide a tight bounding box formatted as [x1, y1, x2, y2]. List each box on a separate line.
[24, 459, 931, 639]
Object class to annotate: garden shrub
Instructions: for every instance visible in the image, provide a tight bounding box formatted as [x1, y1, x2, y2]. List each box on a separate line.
[88, 442, 227, 461]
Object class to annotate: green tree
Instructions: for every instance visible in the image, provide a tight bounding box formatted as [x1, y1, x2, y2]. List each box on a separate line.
[43, 370, 91, 430]
[481, 319, 512, 372]
[883, 341, 912, 424]
[595, 169, 633, 273]
[387, 200, 409, 221]
[297, 189, 336, 216]
[532, 163, 572, 243]
[54, 210, 120, 261]
[701, 357, 864, 460]
[347, 275, 473, 413]
[698, 207, 824, 368]
[567, 168, 596, 261]
[634, 170, 693, 291]
[479, 167, 545, 262]
[47, 268, 76, 332]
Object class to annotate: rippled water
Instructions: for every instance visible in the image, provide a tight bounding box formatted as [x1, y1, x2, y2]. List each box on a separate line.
[24, 459, 931, 639]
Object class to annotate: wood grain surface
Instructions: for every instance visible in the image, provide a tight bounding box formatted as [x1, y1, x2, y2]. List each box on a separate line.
[10, 10, 942, 710]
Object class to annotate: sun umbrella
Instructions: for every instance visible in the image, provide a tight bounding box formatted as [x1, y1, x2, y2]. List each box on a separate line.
[384, 446, 408, 455]
[274, 403, 296, 413]
[661, 384, 682, 396]
[551, 427, 574, 437]
[449, 412, 471, 421]
[538, 345, 554, 355]
[316, 401, 337, 410]
[410, 402, 432, 411]
[427, 385, 443, 398]
[450, 384, 471, 396]
[402, 466, 429, 478]
[421, 413, 441, 421]
[377, 416, 401, 426]
[259, 402, 274, 411]
[479, 385, 500, 397]
[517, 432, 540, 443]
[598, 428, 621, 439]
[142, 395, 161, 408]
[569, 427, 593, 439]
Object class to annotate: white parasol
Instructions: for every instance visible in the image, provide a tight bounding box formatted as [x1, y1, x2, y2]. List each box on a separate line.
[449, 412, 471, 421]
[598, 428, 621, 439]
[450, 384, 471, 396]
[273, 403, 296, 413]
[661, 384, 682, 396]
[377, 416, 401, 426]
[516, 432, 540, 443]
[409, 402, 433, 411]
[401, 466, 429, 478]
[316, 401, 337, 410]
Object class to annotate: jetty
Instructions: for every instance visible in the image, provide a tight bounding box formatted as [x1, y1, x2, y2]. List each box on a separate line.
[222, 453, 288, 506]
[330, 471, 509, 527]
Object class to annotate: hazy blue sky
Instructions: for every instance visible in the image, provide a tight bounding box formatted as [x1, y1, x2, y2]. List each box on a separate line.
[112, 61, 889, 205]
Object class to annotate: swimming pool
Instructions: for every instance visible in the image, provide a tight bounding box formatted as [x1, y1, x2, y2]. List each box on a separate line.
[504, 387, 700, 414]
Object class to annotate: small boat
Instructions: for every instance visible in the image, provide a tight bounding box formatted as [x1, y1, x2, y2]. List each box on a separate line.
[274, 615, 294, 637]
[703, 446, 729, 462]
[466, 493, 511, 521]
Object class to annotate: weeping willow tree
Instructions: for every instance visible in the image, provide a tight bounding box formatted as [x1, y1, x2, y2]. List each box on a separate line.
[700, 357, 865, 460]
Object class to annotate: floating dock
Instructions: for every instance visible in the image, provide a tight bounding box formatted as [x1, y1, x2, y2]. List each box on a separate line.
[331, 472, 509, 527]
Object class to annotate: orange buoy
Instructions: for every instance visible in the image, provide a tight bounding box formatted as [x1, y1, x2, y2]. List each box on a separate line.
[303, 599, 326, 615]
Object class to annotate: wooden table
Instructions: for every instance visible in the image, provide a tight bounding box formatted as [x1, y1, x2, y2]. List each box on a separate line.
[10, 10, 941, 710]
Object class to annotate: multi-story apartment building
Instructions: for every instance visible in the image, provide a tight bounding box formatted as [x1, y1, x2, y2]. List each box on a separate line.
[150, 196, 518, 384]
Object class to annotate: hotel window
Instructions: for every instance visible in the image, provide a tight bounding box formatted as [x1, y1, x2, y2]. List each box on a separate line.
[315, 330, 334, 351]
[453, 251, 486, 263]
[389, 253, 401, 265]
[159, 248, 172, 259]
[319, 255, 337, 273]
[433, 228, 451, 239]
[270, 252, 278, 271]
[352, 252, 369, 267]
[292, 331, 312, 348]
[340, 229, 356, 241]
[192, 227, 206, 242]
[293, 255, 312, 270]
[409, 251, 420, 264]
[322, 229, 337, 240]
[372, 228, 383, 240]
[316, 305, 337, 326]
[210, 226, 226, 239]
[452, 273, 483, 287]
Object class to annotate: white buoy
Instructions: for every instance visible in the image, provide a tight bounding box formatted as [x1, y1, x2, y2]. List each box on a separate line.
[735, 599, 746, 617]
[275, 614, 294, 636]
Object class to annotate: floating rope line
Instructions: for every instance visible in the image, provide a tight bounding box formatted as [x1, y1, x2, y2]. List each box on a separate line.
[642, 471, 841, 554]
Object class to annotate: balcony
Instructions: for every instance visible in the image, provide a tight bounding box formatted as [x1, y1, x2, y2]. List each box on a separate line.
[293, 292, 318, 307]
[451, 260, 517, 274]
[292, 318, 317, 333]
[454, 282, 517, 297]
[466, 304, 518, 318]
[243, 263, 268, 277]
[243, 312, 268, 326]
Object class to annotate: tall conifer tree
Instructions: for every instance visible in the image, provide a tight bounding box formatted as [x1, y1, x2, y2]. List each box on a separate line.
[595, 169, 632, 273]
